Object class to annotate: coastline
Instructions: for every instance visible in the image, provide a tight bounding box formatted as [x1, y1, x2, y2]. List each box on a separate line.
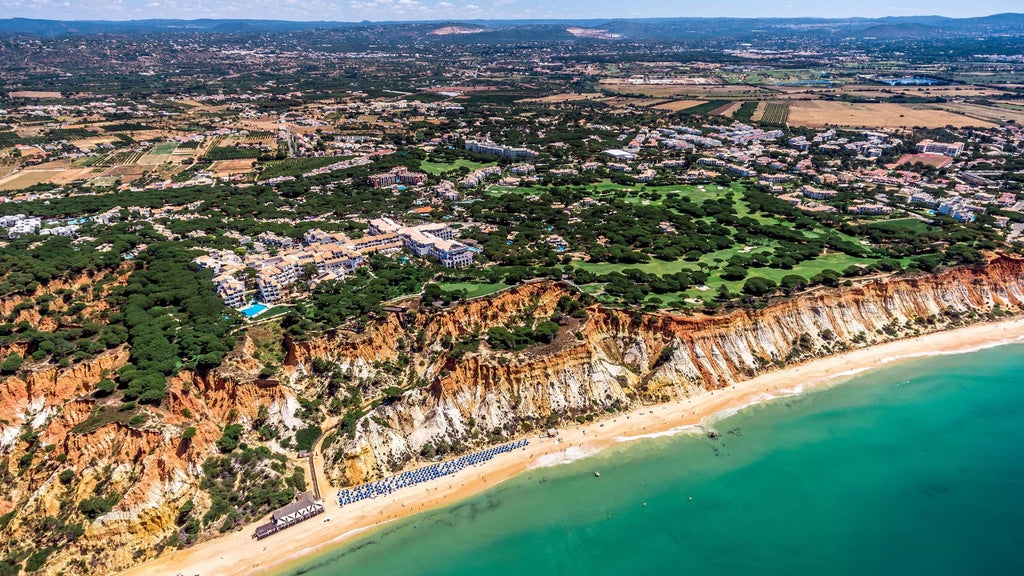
[117, 317, 1024, 576]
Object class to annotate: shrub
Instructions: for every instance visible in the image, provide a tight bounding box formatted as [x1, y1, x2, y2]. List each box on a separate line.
[95, 379, 117, 395]
[721, 266, 747, 281]
[25, 547, 55, 572]
[0, 354, 23, 374]
[78, 497, 112, 520]
[742, 277, 778, 297]
[294, 426, 322, 452]
[217, 424, 243, 453]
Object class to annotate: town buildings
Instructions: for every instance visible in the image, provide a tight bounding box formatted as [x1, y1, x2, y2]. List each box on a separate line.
[368, 218, 475, 269]
[465, 139, 539, 160]
[916, 139, 965, 157]
[368, 167, 428, 189]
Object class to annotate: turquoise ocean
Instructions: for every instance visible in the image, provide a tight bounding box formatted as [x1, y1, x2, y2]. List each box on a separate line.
[279, 345, 1024, 576]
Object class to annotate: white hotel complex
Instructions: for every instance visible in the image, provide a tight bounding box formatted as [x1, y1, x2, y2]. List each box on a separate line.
[197, 220, 474, 309]
[368, 218, 476, 270]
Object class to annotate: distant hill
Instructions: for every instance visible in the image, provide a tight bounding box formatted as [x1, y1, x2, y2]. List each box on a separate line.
[0, 17, 357, 36]
[856, 23, 943, 38]
[0, 14, 1022, 39]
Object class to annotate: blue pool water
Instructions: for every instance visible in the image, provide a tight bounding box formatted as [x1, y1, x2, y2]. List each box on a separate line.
[241, 303, 268, 318]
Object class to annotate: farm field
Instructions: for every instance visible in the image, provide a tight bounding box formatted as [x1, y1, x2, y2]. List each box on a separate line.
[836, 84, 1014, 99]
[600, 83, 776, 99]
[759, 102, 790, 125]
[719, 68, 823, 85]
[137, 141, 178, 165]
[98, 165, 149, 184]
[116, 129, 173, 142]
[0, 170, 65, 191]
[6, 91, 62, 98]
[786, 101, 996, 129]
[258, 156, 352, 180]
[711, 101, 743, 116]
[750, 102, 768, 122]
[70, 136, 119, 151]
[149, 142, 179, 155]
[97, 150, 144, 166]
[732, 101, 759, 122]
[86, 176, 119, 188]
[210, 159, 256, 176]
[929, 102, 1024, 125]
[652, 99, 708, 112]
[47, 167, 98, 185]
[226, 131, 278, 147]
[173, 145, 199, 155]
[603, 97, 670, 108]
[520, 93, 606, 103]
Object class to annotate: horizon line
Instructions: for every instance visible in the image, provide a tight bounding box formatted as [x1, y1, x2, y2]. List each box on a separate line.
[2, 12, 1022, 25]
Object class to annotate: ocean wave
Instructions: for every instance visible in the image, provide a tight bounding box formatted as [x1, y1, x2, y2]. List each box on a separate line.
[614, 423, 704, 443]
[529, 446, 600, 469]
[872, 336, 1024, 366]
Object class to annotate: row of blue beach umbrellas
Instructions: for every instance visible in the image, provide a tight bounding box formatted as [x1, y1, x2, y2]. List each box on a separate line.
[338, 439, 530, 506]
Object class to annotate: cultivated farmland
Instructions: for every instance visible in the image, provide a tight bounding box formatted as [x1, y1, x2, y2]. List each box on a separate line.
[137, 141, 178, 165]
[759, 102, 790, 125]
[652, 99, 708, 112]
[786, 101, 996, 129]
[711, 101, 742, 117]
[97, 150, 144, 166]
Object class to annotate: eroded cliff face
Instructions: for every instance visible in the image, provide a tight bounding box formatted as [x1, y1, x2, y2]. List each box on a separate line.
[320, 256, 1024, 486]
[0, 337, 306, 576]
[4, 257, 1024, 575]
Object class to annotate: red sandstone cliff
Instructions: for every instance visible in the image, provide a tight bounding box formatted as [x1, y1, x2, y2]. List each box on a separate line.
[3, 256, 1024, 575]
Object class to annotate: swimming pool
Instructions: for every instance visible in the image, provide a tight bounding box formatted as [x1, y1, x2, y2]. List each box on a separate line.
[241, 303, 268, 318]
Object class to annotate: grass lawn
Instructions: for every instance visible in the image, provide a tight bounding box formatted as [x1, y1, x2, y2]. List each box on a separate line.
[735, 190, 784, 225]
[579, 283, 607, 295]
[857, 218, 933, 235]
[679, 253, 876, 303]
[253, 305, 291, 320]
[575, 243, 775, 277]
[578, 251, 875, 308]
[595, 182, 737, 204]
[575, 257, 701, 277]
[609, 182, 787, 225]
[486, 184, 547, 197]
[421, 159, 495, 175]
[439, 282, 510, 299]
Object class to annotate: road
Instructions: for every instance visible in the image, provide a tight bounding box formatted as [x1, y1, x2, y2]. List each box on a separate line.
[279, 118, 294, 158]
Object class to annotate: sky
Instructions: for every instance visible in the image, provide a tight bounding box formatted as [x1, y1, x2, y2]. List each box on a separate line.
[0, 0, 1021, 22]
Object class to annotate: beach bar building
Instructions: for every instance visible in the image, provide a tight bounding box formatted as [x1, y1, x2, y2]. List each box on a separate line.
[252, 492, 325, 540]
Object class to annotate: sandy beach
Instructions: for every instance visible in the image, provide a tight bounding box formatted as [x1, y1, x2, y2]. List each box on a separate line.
[118, 318, 1024, 576]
